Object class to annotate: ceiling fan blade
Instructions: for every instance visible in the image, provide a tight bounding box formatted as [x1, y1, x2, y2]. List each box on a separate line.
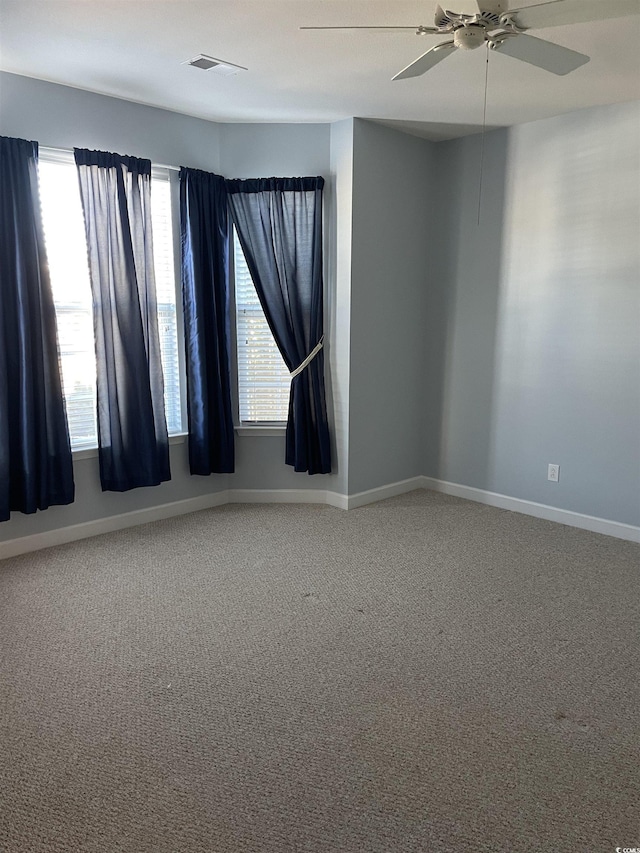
[446, 0, 506, 12]
[493, 33, 589, 74]
[509, 0, 640, 30]
[392, 41, 457, 80]
[446, 0, 483, 13]
[477, 1, 508, 12]
[300, 26, 438, 34]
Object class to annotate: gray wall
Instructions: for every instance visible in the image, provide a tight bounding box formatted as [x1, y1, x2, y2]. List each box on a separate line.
[327, 119, 356, 497]
[0, 71, 222, 172]
[220, 123, 329, 179]
[430, 101, 640, 526]
[347, 119, 435, 494]
[427, 128, 509, 490]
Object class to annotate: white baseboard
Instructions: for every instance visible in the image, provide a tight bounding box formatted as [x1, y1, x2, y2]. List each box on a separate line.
[0, 491, 230, 560]
[2, 474, 637, 559]
[228, 488, 344, 508]
[422, 476, 640, 543]
[227, 479, 425, 511]
[343, 476, 426, 510]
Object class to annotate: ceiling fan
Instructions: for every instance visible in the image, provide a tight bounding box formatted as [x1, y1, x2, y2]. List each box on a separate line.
[301, 0, 640, 79]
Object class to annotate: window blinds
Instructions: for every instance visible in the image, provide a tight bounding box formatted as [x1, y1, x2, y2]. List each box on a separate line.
[151, 168, 182, 435]
[234, 233, 291, 423]
[38, 153, 97, 449]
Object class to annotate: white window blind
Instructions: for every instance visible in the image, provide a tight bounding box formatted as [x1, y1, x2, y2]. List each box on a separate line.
[151, 167, 182, 435]
[38, 152, 97, 449]
[234, 233, 291, 423]
[38, 151, 182, 448]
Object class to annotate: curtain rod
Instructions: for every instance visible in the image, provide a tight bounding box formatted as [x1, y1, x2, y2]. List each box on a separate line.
[39, 145, 181, 172]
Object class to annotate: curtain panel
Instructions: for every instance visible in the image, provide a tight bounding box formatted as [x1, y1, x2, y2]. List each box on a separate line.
[74, 148, 170, 491]
[0, 135, 74, 521]
[226, 177, 331, 475]
[179, 168, 234, 475]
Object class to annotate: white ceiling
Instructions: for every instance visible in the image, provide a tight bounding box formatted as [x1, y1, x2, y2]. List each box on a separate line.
[1, 1, 639, 140]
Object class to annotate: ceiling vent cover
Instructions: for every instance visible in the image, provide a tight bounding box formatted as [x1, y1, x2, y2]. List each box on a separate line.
[185, 54, 247, 76]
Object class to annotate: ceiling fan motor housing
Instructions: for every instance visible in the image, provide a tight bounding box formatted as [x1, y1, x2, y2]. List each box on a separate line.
[454, 25, 486, 50]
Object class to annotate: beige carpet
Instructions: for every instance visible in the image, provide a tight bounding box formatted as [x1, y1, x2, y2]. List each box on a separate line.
[1, 490, 638, 853]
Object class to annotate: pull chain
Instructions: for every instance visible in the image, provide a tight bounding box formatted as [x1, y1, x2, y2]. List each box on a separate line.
[477, 44, 490, 226]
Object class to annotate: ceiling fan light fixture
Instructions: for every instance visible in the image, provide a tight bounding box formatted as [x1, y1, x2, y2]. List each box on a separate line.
[453, 25, 486, 50]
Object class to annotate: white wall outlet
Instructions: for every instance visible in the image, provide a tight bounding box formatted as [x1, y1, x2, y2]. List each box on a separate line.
[548, 464, 560, 482]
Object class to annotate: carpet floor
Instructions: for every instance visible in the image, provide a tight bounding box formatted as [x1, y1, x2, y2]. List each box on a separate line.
[1, 490, 638, 853]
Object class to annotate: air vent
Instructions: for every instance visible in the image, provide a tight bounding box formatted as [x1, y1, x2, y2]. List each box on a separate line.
[184, 54, 247, 76]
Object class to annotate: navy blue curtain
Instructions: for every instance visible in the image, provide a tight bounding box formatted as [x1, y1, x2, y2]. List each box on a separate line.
[226, 177, 331, 475]
[0, 136, 74, 521]
[74, 149, 170, 491]
[179, 168, 234, 474]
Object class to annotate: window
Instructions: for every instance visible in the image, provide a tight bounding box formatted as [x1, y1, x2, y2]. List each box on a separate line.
[234, 233, 291, 423]
[38, 151, 96, 448]
[38, 150, 182, 448]
[150, 167, 181, 435]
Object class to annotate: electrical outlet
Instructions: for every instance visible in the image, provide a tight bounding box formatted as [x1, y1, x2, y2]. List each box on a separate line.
[548, 464, 560, 483]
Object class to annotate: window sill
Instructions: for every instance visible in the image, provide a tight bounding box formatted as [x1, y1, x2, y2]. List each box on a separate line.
[72, 432, 188, 460]
[72, 446, 99, 460]
[71, 428, 286, 458]
[235, 425, 286, 437]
